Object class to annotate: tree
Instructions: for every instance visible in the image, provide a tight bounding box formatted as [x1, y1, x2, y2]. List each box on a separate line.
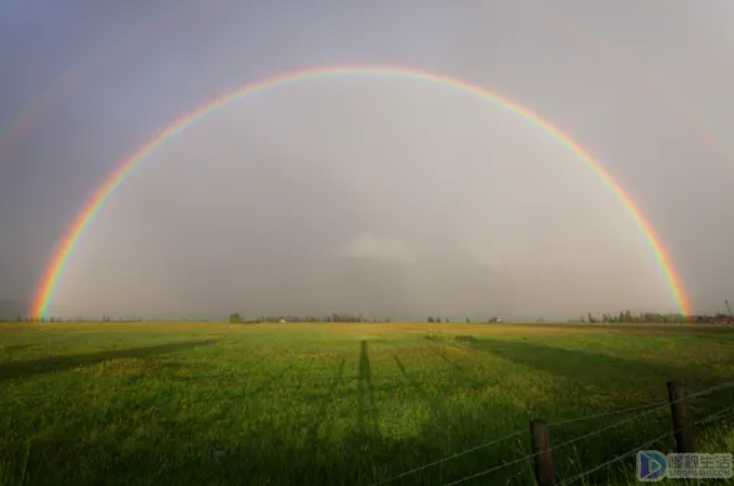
[465, 317, 471, 323]
[427, 316, 434, 323]
[229, 313, 242, 323]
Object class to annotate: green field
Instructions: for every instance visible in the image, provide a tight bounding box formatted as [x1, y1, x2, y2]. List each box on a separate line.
[1, 322, 733, 485]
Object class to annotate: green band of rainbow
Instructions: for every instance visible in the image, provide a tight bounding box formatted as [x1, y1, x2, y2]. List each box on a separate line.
[30, 65, 692, 318]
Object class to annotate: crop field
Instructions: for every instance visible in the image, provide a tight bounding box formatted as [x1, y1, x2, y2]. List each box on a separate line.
[1, 322, 733, 485]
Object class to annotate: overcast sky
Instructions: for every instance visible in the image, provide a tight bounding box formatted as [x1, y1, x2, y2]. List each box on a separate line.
[1, 1, 732, 320]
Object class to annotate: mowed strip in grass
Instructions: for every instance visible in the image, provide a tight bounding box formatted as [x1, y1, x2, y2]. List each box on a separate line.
[1, 322, 733, 485]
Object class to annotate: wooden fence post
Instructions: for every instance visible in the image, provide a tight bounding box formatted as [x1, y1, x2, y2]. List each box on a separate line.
[667, 381, 696, 453]
[530, 420, 556, 486]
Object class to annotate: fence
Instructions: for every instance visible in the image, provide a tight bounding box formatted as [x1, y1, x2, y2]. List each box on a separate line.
[373, 379, 734, 486]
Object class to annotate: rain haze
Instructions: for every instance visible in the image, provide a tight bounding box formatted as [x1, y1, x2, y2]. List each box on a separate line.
[1, 1, 733, 321]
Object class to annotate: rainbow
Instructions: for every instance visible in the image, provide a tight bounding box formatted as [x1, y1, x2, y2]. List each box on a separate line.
[30, 64, 692, 319]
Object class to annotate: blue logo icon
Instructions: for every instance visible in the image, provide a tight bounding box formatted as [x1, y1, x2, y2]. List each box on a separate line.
[637, 450, 668, 481]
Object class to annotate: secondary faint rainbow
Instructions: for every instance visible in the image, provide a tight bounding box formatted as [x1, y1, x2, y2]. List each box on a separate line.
[30, 65, 692, 319]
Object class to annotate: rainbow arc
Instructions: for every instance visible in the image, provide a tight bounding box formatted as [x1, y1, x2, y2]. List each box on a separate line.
[30, 65, 691, 318]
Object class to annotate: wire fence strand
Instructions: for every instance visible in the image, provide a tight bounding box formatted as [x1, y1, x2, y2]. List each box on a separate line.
[688, 379, 734, 401]
[374, 400, 669, 485]
[547, 400, 669, 428]
[695, 403, 734, 426]
[442, 400, 673, 486]
[442, 381, 734, 486]
[374, 379, 734, 485]
[441, 447, 539, 486]
[560, 399, 734, 485]
[557, 431, 672, 486]
[370, 429, 526, 486]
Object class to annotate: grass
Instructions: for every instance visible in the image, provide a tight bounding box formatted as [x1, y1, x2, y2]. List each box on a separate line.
[1, 321, 733, 485]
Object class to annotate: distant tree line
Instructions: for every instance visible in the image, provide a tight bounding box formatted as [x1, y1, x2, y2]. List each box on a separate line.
[688, 314, 734, 324]
[582, 310, 733, 324]
[229, 313, 391, 324]
[427, 316, 503, 324]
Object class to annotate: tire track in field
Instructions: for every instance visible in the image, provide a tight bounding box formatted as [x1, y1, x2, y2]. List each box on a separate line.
[422, 341, 493, 393]
[392, 353, 448, 422]
[304, 357, 346, 444]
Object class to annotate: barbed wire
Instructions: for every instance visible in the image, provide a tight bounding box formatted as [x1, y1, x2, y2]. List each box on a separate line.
[560, 400, 734, 485]
[695, 403, 734, 426]
[549, 378, 734, 428]
[373, 400, 670, 485]
[370, 429, 526, 486]
[442, 385, 734, 486]
[547, 399, 669, 428]
[556, 431, 672, 486]
[442, 400, 674, 486]
[688, 379, 734, 401]
[373, 379, 734, 485]
[441, 446, 541, 486]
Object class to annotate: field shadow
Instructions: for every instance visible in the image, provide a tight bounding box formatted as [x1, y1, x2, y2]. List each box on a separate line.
[0, 340, 216, 383]
[467, 338, 691, 387]
[306, 357, 346, 443]
[357, 340, 379, 436]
